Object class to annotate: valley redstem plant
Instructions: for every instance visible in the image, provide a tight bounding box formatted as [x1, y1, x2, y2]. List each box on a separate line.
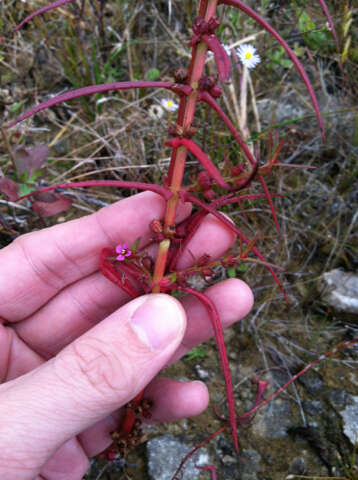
[7, 0, 348, 476]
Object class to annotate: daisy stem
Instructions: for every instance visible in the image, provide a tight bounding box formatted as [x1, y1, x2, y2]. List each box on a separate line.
[152, 0, 219, 292]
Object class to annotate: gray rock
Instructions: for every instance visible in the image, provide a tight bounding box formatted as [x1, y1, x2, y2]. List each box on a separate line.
[339, 396, 358, 445]
[319, 269, 358, 314]
[252, 399, 293, 439]
[303, 400, 323, 416]
[238, 449, 261, 480]
[147, 434, 209, 480]
[257, 95, 307, 125]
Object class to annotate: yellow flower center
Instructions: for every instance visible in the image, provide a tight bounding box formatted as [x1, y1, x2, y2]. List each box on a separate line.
[167, 100, 173, 107]
[245, 52, 253, 60]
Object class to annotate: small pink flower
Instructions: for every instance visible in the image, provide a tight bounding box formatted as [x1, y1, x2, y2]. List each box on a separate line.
[115, 242, 132, 261]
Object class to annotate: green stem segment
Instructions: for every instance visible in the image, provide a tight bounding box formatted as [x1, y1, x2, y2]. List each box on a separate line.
[153, 0, 219, 290]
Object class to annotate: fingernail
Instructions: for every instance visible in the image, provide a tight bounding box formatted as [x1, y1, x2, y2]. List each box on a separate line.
[130, 295, 185, 351]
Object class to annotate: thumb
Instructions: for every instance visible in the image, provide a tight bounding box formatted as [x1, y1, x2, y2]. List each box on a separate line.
[0, 294, 186, 476]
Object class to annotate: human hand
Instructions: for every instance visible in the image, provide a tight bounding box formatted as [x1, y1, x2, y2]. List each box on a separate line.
[0, 191, 253, 480]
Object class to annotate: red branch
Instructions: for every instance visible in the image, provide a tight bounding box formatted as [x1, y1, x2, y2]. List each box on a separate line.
[9, 82, 190, 127]
[181, 287, 238, 454]
[16, 180, 172, 202]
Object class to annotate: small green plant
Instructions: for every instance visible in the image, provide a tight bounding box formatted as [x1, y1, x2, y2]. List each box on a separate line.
[185, 344, 208, 361]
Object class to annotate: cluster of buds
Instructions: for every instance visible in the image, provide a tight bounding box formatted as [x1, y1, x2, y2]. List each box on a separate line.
[197, 170, 215, 200]
[198, 75, 222, 98]
[168, 123, 198, 139]
[192, 15, 220, 37]
[103, 398, 152, 460]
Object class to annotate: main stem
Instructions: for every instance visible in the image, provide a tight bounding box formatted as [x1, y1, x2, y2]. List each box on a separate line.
[152, 0, 219, 292]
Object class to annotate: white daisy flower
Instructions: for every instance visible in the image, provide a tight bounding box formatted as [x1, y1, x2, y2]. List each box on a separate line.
[148, 104, 164, 120]
[208, 43, 231, 57]
[236, 44, 261, 69]
[160, 98, 179, 112]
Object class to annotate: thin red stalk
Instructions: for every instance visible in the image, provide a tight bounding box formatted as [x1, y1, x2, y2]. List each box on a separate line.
[16, 180, 171, 202]
[100, 250, 139, 299]
[196, 465, 218, 479]
[9, 82, 177, 127]
[218, 0, 325, 140]
[239, 337, 358, 422]
[171, 427, 228, 480]
[157, 0, 219, 285]
[181, 287, 238, 454]
[200, 92, 256, 167]
[15, 0, 76, 30]
[183, 192, 288, 301]
[166, 138, 229, 189]
[317, 0, 339, 49]
[258, 176, 280, 233]
[201, 91, 282, 230]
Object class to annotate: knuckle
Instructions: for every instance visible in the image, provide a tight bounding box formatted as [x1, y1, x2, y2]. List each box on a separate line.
[65, 337, 132, 399]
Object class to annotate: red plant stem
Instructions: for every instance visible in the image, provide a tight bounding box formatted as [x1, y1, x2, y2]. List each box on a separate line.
[239, 337, 358, 422]
[171, 425, 228, 480]
[152, 239, 170, 293]
[15, 0, 76, 30]
[317, 0, 339, 49]
[201, 92, 282, 231]
[196, 465, 218, 479]
[183, 191, 288, 301]
[119, 391, 144, 437]
[9, 82, 178, 128]
[181, 287, 238, 454]
[153, 0, 219, 288]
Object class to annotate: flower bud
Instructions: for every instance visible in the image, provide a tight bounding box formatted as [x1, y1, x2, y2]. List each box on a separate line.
[197, 171, 212, 190]
[203, 188, 216, 200]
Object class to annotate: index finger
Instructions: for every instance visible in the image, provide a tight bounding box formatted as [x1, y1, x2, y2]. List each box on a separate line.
[0, 192, 191, 322]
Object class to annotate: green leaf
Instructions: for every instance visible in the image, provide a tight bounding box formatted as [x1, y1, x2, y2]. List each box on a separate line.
[227, 266, 236, 278]
[185, 345, 207, 361]
[237, 263, 249, 273]
[18, 183, 36, 196]
[131, 237, 141, 254]
[146, 68, 160, 81]
[9, 100, 26, 113]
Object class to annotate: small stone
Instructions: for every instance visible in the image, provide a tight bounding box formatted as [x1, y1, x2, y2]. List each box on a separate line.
[194, 365, 210, 380]
[147, 434, 209, 480]
[339, 396, 358, 445]
[303, 401, 323, 416]
[319, 269, 358, 315]
[252, 399, 293, 439]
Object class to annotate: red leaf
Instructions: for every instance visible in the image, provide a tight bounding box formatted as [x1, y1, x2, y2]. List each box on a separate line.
[202, 34, 232, 82]
[16, 0, 76, 31]
[13, 145, 49, 176]
[183, 191, 289, 302]
[8, 82, 175, 127]
[17, 180, 172, 202]
[166, 138, 229, 189]
[218, 0, 325, 139]
[0, 177, 19, 201]
[182, 287, 238, 453]
[196, 465, 218, 480]
[31, 192, 72, 216]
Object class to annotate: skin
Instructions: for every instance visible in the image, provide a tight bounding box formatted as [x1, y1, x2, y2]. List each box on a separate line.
[0, 191, 253, 480]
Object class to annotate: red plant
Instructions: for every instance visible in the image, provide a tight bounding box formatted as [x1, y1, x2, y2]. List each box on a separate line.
[6, 0, 348, 475]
